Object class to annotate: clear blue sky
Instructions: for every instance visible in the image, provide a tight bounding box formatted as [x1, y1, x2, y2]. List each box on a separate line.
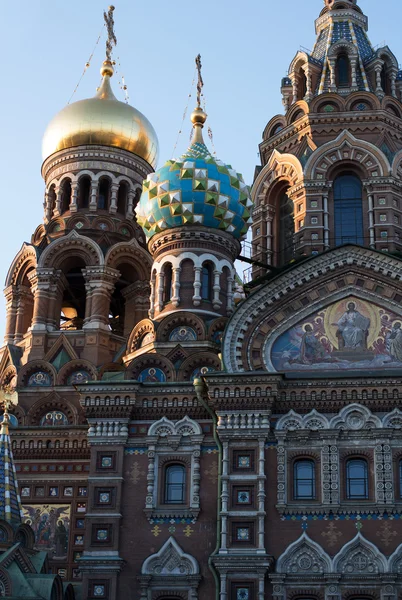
[0, 0, 400, 341]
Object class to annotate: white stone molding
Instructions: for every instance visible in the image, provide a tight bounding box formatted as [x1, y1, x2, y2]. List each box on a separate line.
[330, 404, 382, 430]
[139, 537, 201, 600]
[276, 532, 332, 574]
[276, 409, 329, 431]
[322, 440, 340, 508]
[144, 417, 204, 521]
[141, 537, 199, 575]
[383, 408, 402, 429]
[332, 532, 387, 574]
[217, 411, 270, 433]
[374, 442, 394, 505]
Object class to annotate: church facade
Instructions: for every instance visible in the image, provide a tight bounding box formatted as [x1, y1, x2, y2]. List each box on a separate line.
[2, 1, 402, 599]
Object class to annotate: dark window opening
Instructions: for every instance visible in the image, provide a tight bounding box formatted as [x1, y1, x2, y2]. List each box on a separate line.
[346, 458, 369, 499]
[164, 464, 186, 504]
[294, 460, 316, 500]
[117, 182, 129, 215]
[337, 53, 350, 87]
[334, 174, 364, 246]
[98, 178, 111, 210]
[60, 180, 72, 213]
[163, 264, 173, 304]
[278, 188, 294, 265]
[48, 185, 57, 217]
[201, 263, 214, 301]
[60, 260, 87, 331]
[78, 176, 91, 209]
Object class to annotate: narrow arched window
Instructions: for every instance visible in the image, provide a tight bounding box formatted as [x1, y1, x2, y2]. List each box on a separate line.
[337, 53, 349, 87]
[201, 263, 213, 301]
[78, 176, 91, 209]
[117, 182, 129, 215]
[334, 174, 363, 246]
[163, 264, 172, 304]
[60, 179, 72, 213]
[278, 189, 294, 265]
[98, 178, 111, 210]
[164, 464, 186, 504]
[294, 460, 316, 500]
[48, 185, 57, 217]
[346, 458, 368, 499]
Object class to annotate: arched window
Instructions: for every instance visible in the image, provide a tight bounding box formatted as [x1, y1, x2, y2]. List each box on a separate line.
[48, 185, 57, 217]
[381, 66, 391, 95]
[60, 179, 72, 213]
[98, 178, 111, 210]
[164, 464, 186, 504]
[346, 458, 369, 499]
[77, 176, 91, 209]
[117, 182, 129, 215]
[294, 460, 316, 500]
[334, 174, 363, 246]
[163, 264, 173, 304]
[297, 67, 307, 100]
[201, 263, 214, 301]
[336, 53, 350, 87]
[278, 188, 294, 265]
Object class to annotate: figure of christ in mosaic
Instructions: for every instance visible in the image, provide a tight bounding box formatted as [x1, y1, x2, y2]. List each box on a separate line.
[23, 505, 70, 560]
[270, 297, 402, 371]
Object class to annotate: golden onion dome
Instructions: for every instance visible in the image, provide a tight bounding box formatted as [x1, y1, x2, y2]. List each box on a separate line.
[42, 60, 159, 168]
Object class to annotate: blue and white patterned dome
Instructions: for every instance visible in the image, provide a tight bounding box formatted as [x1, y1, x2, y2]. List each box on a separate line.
[137, 108, 252, 240]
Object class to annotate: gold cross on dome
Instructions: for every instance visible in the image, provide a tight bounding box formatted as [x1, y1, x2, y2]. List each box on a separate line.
[104, 6, 117, 61]
[195, 54, 204, 108]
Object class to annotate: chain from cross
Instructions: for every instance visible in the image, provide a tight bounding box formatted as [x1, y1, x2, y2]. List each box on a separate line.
[195, 54, 204, 108]
[104, 5, 117, 61]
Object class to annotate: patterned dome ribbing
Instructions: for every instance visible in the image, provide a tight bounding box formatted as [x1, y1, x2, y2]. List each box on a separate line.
[137, 106, 253, 240]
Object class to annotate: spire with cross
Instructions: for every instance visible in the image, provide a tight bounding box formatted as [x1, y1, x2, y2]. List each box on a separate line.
[104, 5, 117, 61]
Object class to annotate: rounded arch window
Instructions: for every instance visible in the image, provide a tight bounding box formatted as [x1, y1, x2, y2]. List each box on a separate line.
[28, 371, 52, 387]
[346, 458, 369, 499]
[201, 262, 214, 301]
[293, 459, 316, 500]
[164, 464, 186, 504]
[334, 173, 363, 246]
[270, 123, 284, 137]
[40, 411, 69, 426]
[290, 110, 304, 124]
[77, 176, 91, 209]
[60, 179, 72, 213]
[117, 181, 129, 215]
[98, 178, 111, 210]
[336, 53, 350, 87]
[162, 263, 173, 304]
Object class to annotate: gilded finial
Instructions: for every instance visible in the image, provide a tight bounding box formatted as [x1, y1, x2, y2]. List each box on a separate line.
[191, 54, 207, 145]
[101, 6, 117, 78]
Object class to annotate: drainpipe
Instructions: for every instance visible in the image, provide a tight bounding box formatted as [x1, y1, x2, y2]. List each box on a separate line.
[194, 378, 222, 600]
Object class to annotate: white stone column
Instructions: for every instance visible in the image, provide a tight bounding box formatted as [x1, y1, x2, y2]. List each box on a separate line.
[258, 573, 265, 600]
[220, 442, 229, 553]
[126, 189, 135, 219]
[220, 573, 228, 600]
[149, 272, 156, 319]
[368, 193, 375, 248]
[54, 186, 62, 217]
[391, 69, 398, 98]
[155, 272, 164, 313]
[89, 181, 98, 211]
[70, 182, 78, 212]
[226, 274, 234, 314]
[44, 191, 53, 223]
[213, 269, 222, 310]
[171, 266, 181, 308]
[109, 183, 119, 214]
[328, 58, 336, 92]
[193, 266, 202, 306]
[145, 449, 156, 509]
[375, 65, 384, 96]
[323, 193, 330, 248]
[302, 64, 313, 102]
[257, 439, 266, 554]
[290, 73, 298, 104]
[350, 57, 358, 91]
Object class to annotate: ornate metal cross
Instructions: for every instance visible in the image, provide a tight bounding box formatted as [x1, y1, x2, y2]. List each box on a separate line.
[104, 5, 117, 61]
[195, 54, 204, 108]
